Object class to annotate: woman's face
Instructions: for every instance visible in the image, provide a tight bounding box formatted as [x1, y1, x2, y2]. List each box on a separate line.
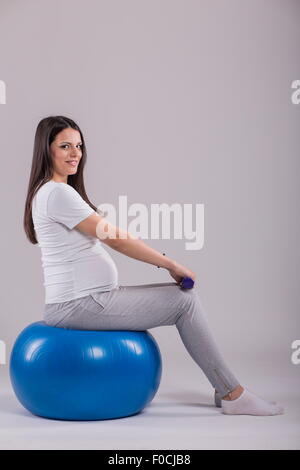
[49, 127, 83, 182]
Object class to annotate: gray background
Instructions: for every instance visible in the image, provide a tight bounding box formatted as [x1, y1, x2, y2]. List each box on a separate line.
[0, 0, 299, 449]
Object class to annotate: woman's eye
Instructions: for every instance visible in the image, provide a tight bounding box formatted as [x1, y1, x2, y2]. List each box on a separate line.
[60, 144, 82, 149]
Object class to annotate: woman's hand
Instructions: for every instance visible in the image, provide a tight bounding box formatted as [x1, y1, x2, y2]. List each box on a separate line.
[167, 261, 196, 284]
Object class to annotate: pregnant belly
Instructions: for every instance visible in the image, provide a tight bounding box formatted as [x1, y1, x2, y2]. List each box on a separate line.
[75, 247, 119, 290]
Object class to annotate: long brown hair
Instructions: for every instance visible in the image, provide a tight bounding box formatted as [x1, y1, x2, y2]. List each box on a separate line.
[24, 115, 98, 244]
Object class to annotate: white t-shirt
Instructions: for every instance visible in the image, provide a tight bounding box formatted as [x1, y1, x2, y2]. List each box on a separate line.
[32, 181, 119, 304]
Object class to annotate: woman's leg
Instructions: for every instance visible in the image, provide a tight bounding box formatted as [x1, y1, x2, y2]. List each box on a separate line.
[46, 282, 240, 398]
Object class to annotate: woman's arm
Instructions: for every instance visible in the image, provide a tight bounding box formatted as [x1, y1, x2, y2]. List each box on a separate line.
[94, 214, 175, 269]
[110, 235, 196, 284]
[109, 234, 175, 270]
[75, 213, 196, 282]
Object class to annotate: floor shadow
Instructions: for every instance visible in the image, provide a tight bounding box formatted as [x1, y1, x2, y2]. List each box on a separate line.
[157, 389, 216, 408]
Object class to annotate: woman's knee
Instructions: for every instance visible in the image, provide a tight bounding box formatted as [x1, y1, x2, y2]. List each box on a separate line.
[177, 287, 199, 312]
[179, 288, 209, 321]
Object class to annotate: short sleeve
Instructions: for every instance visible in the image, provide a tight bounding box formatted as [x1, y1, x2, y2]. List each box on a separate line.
[47, 184, 95, 229]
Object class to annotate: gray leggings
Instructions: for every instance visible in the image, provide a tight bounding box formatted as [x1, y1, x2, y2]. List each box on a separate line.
[44, 283, 240, 398]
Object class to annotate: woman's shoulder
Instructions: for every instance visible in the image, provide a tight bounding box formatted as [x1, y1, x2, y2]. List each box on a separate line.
[33, 182, 82, 214]
[49, 182, 78, 194]
[33, 181, 54, 200]
[37, 181, 76, 197]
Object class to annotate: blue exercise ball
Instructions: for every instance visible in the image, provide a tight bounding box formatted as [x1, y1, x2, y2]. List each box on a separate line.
[9, 321, 162, 421]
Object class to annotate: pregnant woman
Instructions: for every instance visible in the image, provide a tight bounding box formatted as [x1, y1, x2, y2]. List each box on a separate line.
[23, 115, 284, 416]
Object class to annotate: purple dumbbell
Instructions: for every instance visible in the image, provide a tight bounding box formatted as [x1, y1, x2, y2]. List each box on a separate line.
[156, 254, 194, 289]
[180, 277, 194, 289]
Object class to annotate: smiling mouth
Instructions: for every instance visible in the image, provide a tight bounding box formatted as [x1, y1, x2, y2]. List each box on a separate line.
[66, 161, 78, 166]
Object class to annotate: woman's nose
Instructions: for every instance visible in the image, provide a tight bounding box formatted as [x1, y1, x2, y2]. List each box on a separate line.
[70, 146, 81, 157]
